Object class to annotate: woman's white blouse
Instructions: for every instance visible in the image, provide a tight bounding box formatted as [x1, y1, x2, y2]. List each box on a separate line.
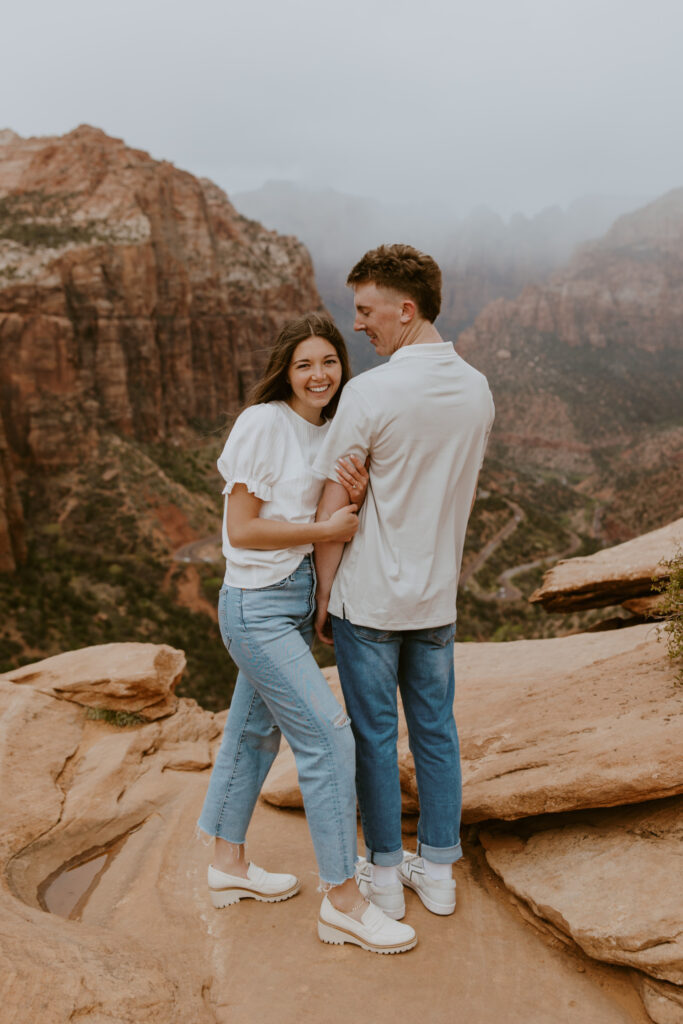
[218, 401, 331, 588]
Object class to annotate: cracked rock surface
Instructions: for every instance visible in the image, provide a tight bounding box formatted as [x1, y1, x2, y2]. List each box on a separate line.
[0, 646, 656, 1024]
[263, 625, 683, 823]
[481, 797, 683, 986]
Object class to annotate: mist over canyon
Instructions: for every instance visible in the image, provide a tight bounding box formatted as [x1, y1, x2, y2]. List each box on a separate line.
[233, 181, 646, 371]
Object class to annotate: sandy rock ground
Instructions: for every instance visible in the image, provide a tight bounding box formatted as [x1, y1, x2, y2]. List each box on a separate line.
[481, 796, 683, 985]
[263, 625, 683, 823]
[0, 676, 662, 1024]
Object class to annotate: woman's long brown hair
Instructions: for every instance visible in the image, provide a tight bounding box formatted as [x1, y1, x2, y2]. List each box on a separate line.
[246, 312, 351, 419]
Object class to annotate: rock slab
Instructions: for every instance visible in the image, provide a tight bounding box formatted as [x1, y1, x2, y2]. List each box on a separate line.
[262, 625, 683, 824]
[482, 797, 683, 986]
[0, 666, 654, 1024]
[530, 517, 683, 611]
[0, 642, 184, 719]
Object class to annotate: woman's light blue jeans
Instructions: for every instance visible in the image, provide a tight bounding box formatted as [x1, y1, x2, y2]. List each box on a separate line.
[198, 556, 357, 885]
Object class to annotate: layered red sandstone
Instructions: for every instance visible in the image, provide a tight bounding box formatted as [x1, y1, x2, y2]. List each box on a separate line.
[0, 125, 324, 568]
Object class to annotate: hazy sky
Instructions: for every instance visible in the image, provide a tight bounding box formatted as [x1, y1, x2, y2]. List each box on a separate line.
[4, 0, 683, 215]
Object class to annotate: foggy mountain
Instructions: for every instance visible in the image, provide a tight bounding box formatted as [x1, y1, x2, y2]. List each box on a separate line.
[233, 183, 645, 371]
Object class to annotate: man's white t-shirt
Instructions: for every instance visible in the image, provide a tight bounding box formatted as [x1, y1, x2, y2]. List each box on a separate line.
[313, 342, 494, 630]
[218, 401, 330, 588]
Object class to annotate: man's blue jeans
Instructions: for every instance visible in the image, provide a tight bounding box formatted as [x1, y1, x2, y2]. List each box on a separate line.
[331, 615, 462, 867]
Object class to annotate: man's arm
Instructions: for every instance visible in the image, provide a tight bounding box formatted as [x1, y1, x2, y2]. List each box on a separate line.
[314, 479, 350, 645]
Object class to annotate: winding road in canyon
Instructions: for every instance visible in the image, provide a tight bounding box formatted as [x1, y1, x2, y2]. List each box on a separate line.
[172, 499, 584, 606]
[460, 500, 583, 603]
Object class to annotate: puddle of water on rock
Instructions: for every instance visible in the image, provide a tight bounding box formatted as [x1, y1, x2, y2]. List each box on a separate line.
[40, 829, 138, 920]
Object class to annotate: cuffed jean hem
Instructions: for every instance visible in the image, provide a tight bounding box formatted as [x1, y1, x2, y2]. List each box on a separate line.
[364, 846, 404, 867]
[416, 839, 463, 865]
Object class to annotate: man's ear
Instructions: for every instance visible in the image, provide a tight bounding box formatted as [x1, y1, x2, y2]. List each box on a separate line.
[399, 299, 417, 324]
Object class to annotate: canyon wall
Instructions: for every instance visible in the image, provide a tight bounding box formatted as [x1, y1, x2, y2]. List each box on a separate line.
[0, 125, 324, 567]
[456, 189, 683, 474]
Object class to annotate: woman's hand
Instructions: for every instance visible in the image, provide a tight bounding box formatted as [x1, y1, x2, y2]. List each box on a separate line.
[323, 503, 359, 543]
[335, 454, 369, 507]
[314, 593, 334, 646]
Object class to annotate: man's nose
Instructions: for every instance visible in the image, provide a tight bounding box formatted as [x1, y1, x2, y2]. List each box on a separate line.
[353, 318, 364, 332]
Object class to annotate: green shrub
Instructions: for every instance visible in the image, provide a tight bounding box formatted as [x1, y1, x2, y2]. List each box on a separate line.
[654, 547, 683, 683]
[85, 707, 146, 727]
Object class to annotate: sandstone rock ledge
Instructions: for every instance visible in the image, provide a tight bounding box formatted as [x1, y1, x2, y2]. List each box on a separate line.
[0, 655, 654, 1024]
[0, 642, 183, 719]
[530, 517, 683, 612]
[481, 796, 683, 984]
[262, 624, 683, 824]
[0, 675, 221, 1023]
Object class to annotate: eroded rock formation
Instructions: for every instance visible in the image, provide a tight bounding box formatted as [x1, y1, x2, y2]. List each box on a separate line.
[530, 516, 683, 612]
[0, 642, 666, 1024]
[0, 412, 25, 571]
[262, 625, 683, 822]
[481, 797, 683, 985]
[0, 641, 184, 719]
[456, 190, 683, 476]
[0, 125, 323, 569]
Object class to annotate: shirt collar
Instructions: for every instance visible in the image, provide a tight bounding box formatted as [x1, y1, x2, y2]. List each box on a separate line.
[389, 342, 455, 362]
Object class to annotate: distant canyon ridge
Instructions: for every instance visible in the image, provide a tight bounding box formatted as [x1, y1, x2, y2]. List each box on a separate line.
[233, 181, 645, 369]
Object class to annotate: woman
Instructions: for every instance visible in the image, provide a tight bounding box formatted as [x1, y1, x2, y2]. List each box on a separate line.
[198, 313, 416, 954]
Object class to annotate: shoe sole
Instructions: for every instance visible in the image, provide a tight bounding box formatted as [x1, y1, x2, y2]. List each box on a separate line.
[401, 875, 455, 916]
[318, 920, 417, 954]
[209, 881, 300, 908]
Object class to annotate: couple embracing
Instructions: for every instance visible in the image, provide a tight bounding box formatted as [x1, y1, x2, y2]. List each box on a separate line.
[197, 244, 494, 954]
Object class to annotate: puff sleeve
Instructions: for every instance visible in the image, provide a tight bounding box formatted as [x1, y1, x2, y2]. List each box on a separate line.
[217, 404, 286, 502]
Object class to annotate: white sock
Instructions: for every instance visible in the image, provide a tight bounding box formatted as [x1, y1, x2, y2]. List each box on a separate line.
[422, 858, 452, 881]
[372, 864, 400, 887]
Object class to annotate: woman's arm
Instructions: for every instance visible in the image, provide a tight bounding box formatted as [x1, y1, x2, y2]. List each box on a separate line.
[227, 484, 359, 550]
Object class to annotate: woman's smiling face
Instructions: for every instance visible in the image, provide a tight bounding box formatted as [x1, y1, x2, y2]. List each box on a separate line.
[287, 335, 343, 422]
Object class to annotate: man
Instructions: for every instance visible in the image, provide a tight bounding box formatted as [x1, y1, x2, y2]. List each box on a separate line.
[313, 243, 494, 926]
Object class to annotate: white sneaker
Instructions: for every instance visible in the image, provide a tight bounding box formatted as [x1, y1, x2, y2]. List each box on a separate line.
[355, 858, 406, 920]
[208, 862, 300, 907]
[399, 852, 456, 916]
[318, 895, 417, 954]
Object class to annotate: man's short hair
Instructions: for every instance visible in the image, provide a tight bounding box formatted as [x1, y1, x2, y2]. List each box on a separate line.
[346, 243, 442, 323]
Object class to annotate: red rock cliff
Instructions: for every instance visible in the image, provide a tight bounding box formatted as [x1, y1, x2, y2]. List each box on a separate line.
[0, 126, 324, 567]
[456, 190, 683, 472]
[0, 126, 323, 473]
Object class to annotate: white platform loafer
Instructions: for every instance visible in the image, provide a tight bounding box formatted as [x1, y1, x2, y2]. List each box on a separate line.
[317, 895, 417, 954]
[208, 862, 300, 907]
[399, 852, 456, 916]
[355, 858, 406, 920]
